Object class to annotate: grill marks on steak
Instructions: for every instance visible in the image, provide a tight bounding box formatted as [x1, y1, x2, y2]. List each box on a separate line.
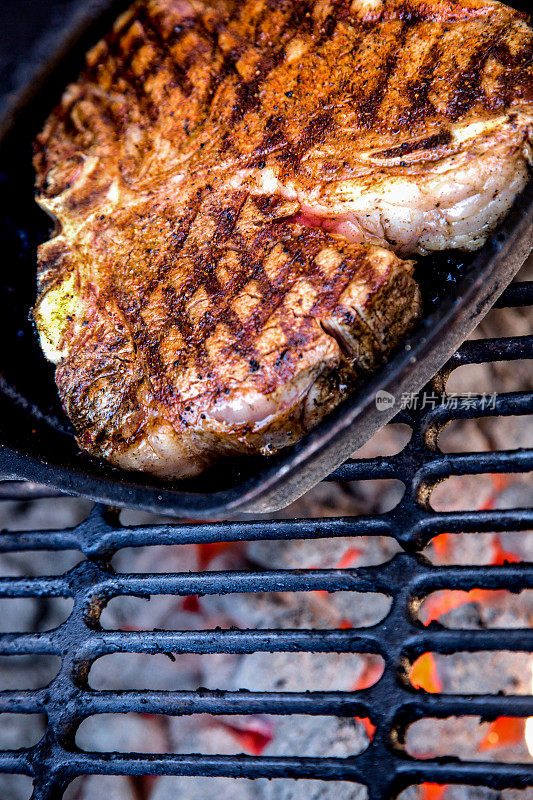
[34, 0, 533, 260]
[35, 0, 533, 198]
[37, 185, 419, 476]
[33, 0, 532, 477]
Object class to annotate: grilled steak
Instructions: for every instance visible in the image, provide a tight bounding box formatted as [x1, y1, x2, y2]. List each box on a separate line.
[33, 0, 532, 478]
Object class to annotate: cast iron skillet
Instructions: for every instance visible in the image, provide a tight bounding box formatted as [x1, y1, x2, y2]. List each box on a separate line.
[0, 0, 532, 517]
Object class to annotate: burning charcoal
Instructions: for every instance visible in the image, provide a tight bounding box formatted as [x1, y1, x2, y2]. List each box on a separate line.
[211, 650, 367, 693]
[100, 592, 203, 632]
[76, 713, 170, 754]
[63, 775, 138, 800]
[89, 651, 204, 692]
[111, 544, 199, 575]
[434, 651, 531, 696]
[420, 588, 533, 630]
[425, 532, 533, 567]
[247, 533, 399, 571]
[166, 713, 272, 757]
[206, 588, 389, 632]
[0, 775, 33, 800]
[256, 778, 367, 800]
[445, 789, 526, 800]
[260, 715, 367, 759]
[0, 497, 92, 533]
[437, 590, 533, 630]
[406, 715, 532, 765]
[430, 473, 533, 514]
[151, 777, 255, 800]
[163, 712, 367, 774]
[399, 784, 533, 799]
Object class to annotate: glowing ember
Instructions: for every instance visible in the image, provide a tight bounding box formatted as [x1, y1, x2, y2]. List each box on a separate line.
[422, 588, 505, 625]
[351, 662, 381, 741]
[422, 534, 521, 625]
[218, 717, 274, 756]
[431, 533, 454, 561]
[313, 546, 362, 604]
[479, 717, 525, 750]
[422, 530, 522, 625]
[353, 658, 384, 691]
[314, 547, 363, 595]
[196, 542, 242, 569]
[429, 531, 520, 564]
[490, 535, 521, 565]
[428, 475, 519, 581]
[478, 473, 515, 511]
[420, 783, 447, 800]
[182, 594, 202, 613]
[336, 547, 363, 569]
[355, 716, 376, 740]
[410, 653, 442, 693]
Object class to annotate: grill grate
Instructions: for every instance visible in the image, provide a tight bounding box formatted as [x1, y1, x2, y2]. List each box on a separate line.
[0, 282, 532, 800]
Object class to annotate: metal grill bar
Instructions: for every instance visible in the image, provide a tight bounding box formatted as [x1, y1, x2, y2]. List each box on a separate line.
[0, 689, 532, 720]
[0, 753, 532, 798]
[450, 335, 533, 365]
[1, 505, 532, 554]
[1, 561, 531, 600]
[494, 281, 533, 306]
[0, 285, 532, 800]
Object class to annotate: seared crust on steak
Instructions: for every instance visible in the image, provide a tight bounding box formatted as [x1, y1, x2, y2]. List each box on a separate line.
[35, 0, 533, 253]
[33, 0, 532, 477]
[34, 186, 419, 476]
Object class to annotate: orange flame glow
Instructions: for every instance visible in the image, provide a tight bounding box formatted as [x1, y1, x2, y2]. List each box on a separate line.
[422, 531, 521, 625]
[182, 594, 202, 613]
[314, 546, 363, 599]
[219, 718, 274, 756]
[479, 717, 525, 751]
[422, 588, 503, 625]
[478, 474, 514, 511]
[353, 659, 385, 691]
[410, 653, 442, 693]
[351, 659, 383, 741]
[490, 536, 520, 565]
[196, 542, 242, 569]
[355, 716, 376, 740]
[420, 784, 447, 800]
[431, 533, 454, 561]
[336, 547, 363, 569]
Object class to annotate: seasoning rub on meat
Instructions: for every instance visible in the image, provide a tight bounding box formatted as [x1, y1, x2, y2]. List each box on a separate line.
[34, 0, 532, 478]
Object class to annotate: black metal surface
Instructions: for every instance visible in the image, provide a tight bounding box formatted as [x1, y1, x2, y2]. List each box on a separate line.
[0, 482, 65, 501]
[0, 282, 531, 800]
[0, 0, 532, 517]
